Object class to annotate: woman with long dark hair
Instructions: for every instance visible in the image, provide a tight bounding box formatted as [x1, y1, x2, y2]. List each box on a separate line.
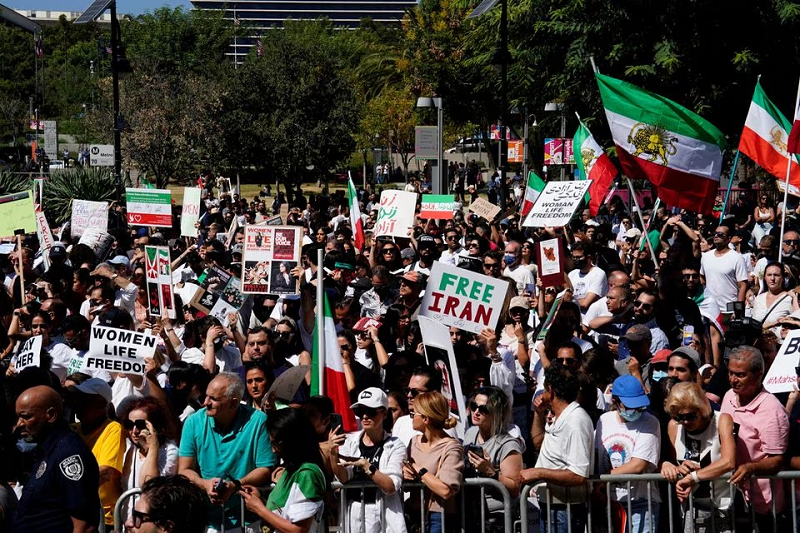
[239, 408, 327, 533]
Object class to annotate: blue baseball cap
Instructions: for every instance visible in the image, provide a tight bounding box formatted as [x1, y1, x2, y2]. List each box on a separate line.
[612, 375, 650, 409]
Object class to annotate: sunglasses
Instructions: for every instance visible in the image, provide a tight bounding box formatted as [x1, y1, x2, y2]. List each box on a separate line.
[633, 301, 653, 311]
[339, 343, 352, 351]
[555, 357, 578, 366]
[446, 235, 459, 241]
[483, 263, 500, 270]
[714, 231, 729, 238]
[672, 412, 699, 423]
[404, 387, 425, 398]
[123, 419, 148, 431]
[785, 239, 800, 245]
[468, 243, 480, 249]
[131, 510, 160, 529]
[276, 331, 293, 338]
[469, 401, 489, 415]
[683, 273, 699, 279]
[353, 406, 383, 418]
[382, 248, 397, 254]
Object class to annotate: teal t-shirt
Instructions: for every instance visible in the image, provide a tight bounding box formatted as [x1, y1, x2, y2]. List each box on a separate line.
[179, 405, 277, 528]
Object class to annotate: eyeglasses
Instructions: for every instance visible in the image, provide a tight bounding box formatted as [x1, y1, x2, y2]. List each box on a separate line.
[483, 262, 501, 270]
[446, 235, 458, 241]
[123, 419, 148, 431]
[382, 248, 397, 255]
[468, 243, 480, 249]
[785, 239, 800, 245]
[404, 387, 425, 398]
[672, 412, 699, 423]
[555, 357, 578, 366]
[545, 288, 557, 295]
[633, 301, 653, 311]
[357, 332, 371, 339]
[276, 331, 293, 338]
[469, 401, 490, 415]
[683, 273, 699, 280]
[339, 343, 352, 351]
[131, 510, 160, 529]
[714, 231, 729, 238]
[353, 406, 383, 418]
[89, 299, 104, 306]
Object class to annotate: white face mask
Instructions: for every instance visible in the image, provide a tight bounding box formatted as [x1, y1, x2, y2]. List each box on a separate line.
[618, 407, 643, 423]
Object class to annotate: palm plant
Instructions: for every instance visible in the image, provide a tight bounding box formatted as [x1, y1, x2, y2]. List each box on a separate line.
[0, 172, 32, 196]
[42, 168, 128, 225]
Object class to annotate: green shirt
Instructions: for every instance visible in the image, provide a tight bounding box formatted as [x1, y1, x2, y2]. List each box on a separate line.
[179, 404, 276, 528]
[266, 463, 326, 526]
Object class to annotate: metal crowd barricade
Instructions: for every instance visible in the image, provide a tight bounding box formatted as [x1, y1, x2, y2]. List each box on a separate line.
[112, 486, 251, 533]
[332, 477, 513, 533]
[518, 471, 800, 533]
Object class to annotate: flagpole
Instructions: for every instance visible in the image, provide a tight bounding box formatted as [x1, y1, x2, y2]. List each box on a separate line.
[718, 150, 740, 225]
[638, 197, 660, 252]
[781, 78, 800, 261]
[316, 248, 325, 395]
[626, 178, 659, 267]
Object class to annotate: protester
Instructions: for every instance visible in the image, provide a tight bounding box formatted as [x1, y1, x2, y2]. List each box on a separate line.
[124, 475, 208, 533]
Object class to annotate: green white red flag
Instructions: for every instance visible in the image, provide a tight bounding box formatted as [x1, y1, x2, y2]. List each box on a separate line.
[573, 120, 617, 216]
[738, 79, 800, 182]
[521, 171, 546, 216]
[347, 174, 364, 251]
[787, 80, 800, 155]
[596, 72, 726, 214]
[311, 294, 358, 432]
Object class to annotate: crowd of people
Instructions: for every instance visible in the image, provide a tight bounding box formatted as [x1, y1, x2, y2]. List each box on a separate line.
[2, 174, 800, 533]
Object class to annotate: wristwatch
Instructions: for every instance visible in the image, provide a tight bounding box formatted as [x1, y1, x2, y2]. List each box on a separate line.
[367, 463, 378, 476]
[416, 468, 428, 481]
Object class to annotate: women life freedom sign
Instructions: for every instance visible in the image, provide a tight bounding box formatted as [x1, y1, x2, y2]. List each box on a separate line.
[374, 190, 417, 238]
[241, 225, 302, 294]
[420, 261, 510, 334]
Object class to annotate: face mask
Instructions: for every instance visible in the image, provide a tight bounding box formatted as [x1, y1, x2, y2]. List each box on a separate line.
[618, 407, 643, 423]
[652, 370, 668, 382]
[573, 258, 586, 268]
[16, 439, 37, 454]
[503, 253, 516, 265]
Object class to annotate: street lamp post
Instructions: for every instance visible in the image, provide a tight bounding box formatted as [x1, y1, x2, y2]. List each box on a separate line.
[523, 112, 537, 180]
[416, 96, 445, 195]
[545, 102, 566, 181]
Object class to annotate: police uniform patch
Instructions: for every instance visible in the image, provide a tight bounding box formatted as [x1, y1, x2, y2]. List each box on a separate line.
[35, 461, 46, 479]
[59, 455, 84, 481]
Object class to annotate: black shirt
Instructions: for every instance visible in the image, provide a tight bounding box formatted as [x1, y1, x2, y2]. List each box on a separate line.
[12, 423, 101, 533]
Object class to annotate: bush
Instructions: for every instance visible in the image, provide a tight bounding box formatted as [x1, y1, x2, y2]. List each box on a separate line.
[43, 168, 129, 225]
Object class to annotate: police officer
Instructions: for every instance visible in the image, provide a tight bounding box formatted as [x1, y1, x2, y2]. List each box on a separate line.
[12, 385, 100, 533]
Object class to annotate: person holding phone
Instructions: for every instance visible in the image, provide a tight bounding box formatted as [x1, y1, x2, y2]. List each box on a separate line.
[463, 386, 523, 529]
[330, 388, 407, 533]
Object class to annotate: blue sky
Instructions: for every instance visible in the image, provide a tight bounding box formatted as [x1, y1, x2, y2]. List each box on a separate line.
[18, 1, 192, 16]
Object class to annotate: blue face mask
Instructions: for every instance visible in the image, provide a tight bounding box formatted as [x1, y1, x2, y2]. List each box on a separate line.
[503, 253, 516, 265]
[619, 407, 643, 423]
[652, 370, 668, 382]
[16, 438, 37, 454]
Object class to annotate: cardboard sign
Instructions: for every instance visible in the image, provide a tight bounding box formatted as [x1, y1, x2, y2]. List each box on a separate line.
[71, 199, 108, 237]
[242, 225, 302, 294]
[268, 365, 310, 401]
[537, 238, 565, 287]
[14, 335, 42, 373]
[126, 188, 172, 227]
[190, 267, 250, 327]
[35, 210, 56, 256]
[777, 180, 800, 198]
[181, 187, 202, 237]
[145, 246, 175, 318]
[0, 191, 37, 237]
[468, 197, 501, 221]
[83, 325, 158, 375]
[420, 195, 455, 219]
[265, 215, 283, 225]
[79, 228, 115, 261]
[522, 180, 592, 228]
[419, 261, 510, 334]
[352, 317, 382, 332]
[419, 316, 467, 440]
[374, 190, 417, 238]
[764, 330, 800, 393]
[536, 291, 566, 341]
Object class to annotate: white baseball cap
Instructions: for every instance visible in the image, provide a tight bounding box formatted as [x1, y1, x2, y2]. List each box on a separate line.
[350, 387, 388, 410]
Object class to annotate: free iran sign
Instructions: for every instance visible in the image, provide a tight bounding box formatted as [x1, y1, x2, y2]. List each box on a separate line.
[89, 144, 115, 166]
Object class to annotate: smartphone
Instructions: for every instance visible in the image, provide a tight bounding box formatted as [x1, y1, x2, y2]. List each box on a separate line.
[682, 325, 694, 346]
[466, 444, 483, 456]
[212, 478, 225, 493]
[337, 454, 361, 463]
[329, 413, 344, 434]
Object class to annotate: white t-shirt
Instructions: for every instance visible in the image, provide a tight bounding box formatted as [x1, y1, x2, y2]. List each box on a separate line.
[582, 296, 609, 328]
[595, 410, 661, 503]
[181, 344, 243, 374]
[503, 264, 535, 295]
[439, 248, 467, 266]
[568, 267, 608, 309]
[700, 249, 748, 306]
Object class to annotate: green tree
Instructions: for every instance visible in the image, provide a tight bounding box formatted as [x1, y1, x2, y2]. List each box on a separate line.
[357, 86, 418, 177]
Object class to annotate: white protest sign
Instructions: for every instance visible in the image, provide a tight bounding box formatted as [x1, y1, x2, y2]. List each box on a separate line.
[419, 260, 511, 334]
[764, 329, 800, 393]
[268, 365, 310, 401]
[181, 187, 202, 237]
[71, 199, 108, 237]
[522, 180, 592, 228]
[419, 316, 467, 440]
[84, 325, 158, 376]
[374, 190, 417, 238]
[468, 197, 501, 221]
[14, 335, 42, 373]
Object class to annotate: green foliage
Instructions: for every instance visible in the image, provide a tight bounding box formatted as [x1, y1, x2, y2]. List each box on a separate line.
[43, 167, 123, 224]
[0, 172, 31, 195]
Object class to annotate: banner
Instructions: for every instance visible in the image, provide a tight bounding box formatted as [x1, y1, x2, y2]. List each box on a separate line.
[419, 316, 467, 439]
[419, 261, 510, 334]
[189, 266, 250, 326]
[0, 192, 37, 237]
[265, 215, 283, 225]
[13, 335, 42, 373]
[468, 197, 501, 221]
[71, 199, 108, 237]
[82, 325, 158, 375]
[764, 330, 800, 393]
[79, 228, 115, 261]
[508, 140, 524, 163]
[374, 190, 417, 238]
[145, 246, 175, 318]
[242, 225, 302, 294]
[522, 180, 592, 228]
[420, 195, 455, 219]
[544, 137, 575, 165]
[126, 188, 172, 227]
[181, 187, 202, 237]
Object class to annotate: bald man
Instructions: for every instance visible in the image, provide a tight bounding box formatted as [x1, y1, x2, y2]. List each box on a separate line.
[581, 269, 630, 333]
[12, 386, 101, 533]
